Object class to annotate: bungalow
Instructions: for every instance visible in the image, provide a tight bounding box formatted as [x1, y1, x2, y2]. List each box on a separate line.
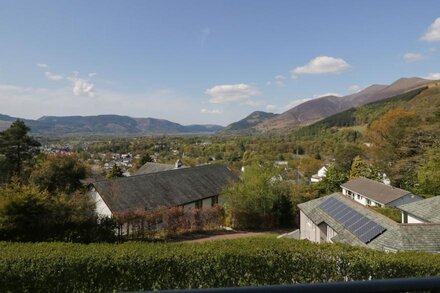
[310, 164, 329, 183]
[340, 177, 422, 207]
[298, 193, 440, 253]
[88, 164, 238, 219]
[398, 196, 440, 224]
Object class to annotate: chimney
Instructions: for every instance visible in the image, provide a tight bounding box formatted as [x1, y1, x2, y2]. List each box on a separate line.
[175, 159, 183, 169]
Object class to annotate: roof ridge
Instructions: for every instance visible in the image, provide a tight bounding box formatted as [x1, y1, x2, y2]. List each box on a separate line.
[94, 163, 224, 184]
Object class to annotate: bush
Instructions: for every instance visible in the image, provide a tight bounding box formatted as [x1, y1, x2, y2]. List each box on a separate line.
[0, 183, 118, 242]
[0, 237, 439, 292]
[113, 205, 225, 239]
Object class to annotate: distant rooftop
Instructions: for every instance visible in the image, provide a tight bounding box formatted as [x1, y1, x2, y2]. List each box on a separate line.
[298, 193, 440, 252]
[341, 177, 411, 204]
[135, 162, 177, 175]
[398, 196, 440, 223]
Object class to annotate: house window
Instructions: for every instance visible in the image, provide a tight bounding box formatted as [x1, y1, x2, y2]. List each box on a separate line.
[366, 199, 371, 205]
[357, 194, 361, 200]
[195, 200, 202, 209]
[211, 195, 219, 206]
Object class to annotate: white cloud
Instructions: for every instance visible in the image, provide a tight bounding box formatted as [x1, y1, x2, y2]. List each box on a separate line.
[348, 85, 361, 92]
[424, 72, 440, 80]
[36, 63, 48, 68]
[403, 52, 425, 63]
[244, 100, 264, 107]
[291, 56, 350, 76]
[265, 104, 278, 111]
[429, 47, 437, 53]
[88, 72, 97, 77]
[68, 75, 96, 97]
[206, 83, 261, 104]
[267, 75, 286, 87]
[45, 72, 63, 81]
[200, 108, 222, 114]
[421, 17, 440, 42]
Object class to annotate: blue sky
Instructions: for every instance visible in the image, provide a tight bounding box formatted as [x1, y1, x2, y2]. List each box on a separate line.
[1, 0, 439, 125]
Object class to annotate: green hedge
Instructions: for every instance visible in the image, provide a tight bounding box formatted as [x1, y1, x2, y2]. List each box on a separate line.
[0, 236, 439, 292]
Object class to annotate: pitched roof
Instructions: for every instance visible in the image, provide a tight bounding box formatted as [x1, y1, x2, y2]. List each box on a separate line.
[135, 162, 176, 175]
[298, 193, 440, 252]
[93, 164, 238, 213]
[340, 177, 411, 204]
[398, 196, 440, 223]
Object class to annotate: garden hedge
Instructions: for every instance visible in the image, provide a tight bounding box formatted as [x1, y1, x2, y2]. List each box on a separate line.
[0, 236, 439, 292]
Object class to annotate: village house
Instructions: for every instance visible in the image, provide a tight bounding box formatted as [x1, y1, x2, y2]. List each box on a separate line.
[88, 164, 238, 219]
[310, 164, 329, 183]
[398, 195, 440, 224]
[340, 177, 422, 207]
[298, 193, 440, 253]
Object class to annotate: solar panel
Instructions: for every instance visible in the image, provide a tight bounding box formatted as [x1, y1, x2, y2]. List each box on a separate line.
[319, 197, 386, 244]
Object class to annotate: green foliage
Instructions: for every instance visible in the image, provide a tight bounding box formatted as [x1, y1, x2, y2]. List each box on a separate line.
[416, 140, 440, 196]
[1, 237, 440, 292]
[349, 156, 382, 181]
[107, 165, 124, 178]
[0, 182, 117, 242]
[370, 207, 401, 223]
[223, 166, 292, 229]
[30, 154, 88, 195]
[334, 143, 363, 173]
[316, 165, 348, 195]
[0, 120, 40, 180]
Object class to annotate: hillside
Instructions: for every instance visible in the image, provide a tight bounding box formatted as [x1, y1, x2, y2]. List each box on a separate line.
[293, 80, 440, 189]
[224, 77, 431, 134]
[219, 111, 278, 134]
[0, 114, 224, 136]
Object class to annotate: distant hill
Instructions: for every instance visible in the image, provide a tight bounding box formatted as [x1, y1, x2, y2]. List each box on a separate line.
[219, 111, 279, 134]
[223, 77, 432, 134]
[0, 114, 224, 136]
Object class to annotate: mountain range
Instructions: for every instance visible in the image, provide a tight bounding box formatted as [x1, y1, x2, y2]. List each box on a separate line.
[0, 114, 224, 136]
[222, 77, 432, 134]
[0, 77, 435, 136]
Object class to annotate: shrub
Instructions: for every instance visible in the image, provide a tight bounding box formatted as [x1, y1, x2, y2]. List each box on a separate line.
[0, 237, 439, 292]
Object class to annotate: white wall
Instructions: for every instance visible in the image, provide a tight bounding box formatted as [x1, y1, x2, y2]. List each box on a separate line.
[342, 187, 383, 207]
[300, 211, 320, 243]
[88, 188, 112, 218]
[407, 213, 426, 224]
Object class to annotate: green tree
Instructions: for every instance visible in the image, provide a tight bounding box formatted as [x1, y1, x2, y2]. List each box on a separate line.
[223, 166, 292, 229]
[316, 165, 348, 194]
[30, 154, 88, 195]
[107, 165, 124, 178]
[0, 120, 40, 180]
[334, 143, 363, 173]
[417, 141, 440, 196]
[133, 152, 154, 171]
[349, 156, 382, 181]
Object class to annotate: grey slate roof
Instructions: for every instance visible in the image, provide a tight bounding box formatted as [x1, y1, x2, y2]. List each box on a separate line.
[135, 162, 176, 175]
[298, 193, 440, 252]
[398, 196, 440, 223]
[93, 164, 238, 213]
[340, 177, 411, 204]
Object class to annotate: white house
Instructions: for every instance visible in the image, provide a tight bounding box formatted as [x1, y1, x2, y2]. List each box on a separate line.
[88, 164, 238, 219]
[298, 193, 440, 253]
[398, 196, 440, 224]
[310, 165, 329, 183]
[340, 177, 422, 207]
